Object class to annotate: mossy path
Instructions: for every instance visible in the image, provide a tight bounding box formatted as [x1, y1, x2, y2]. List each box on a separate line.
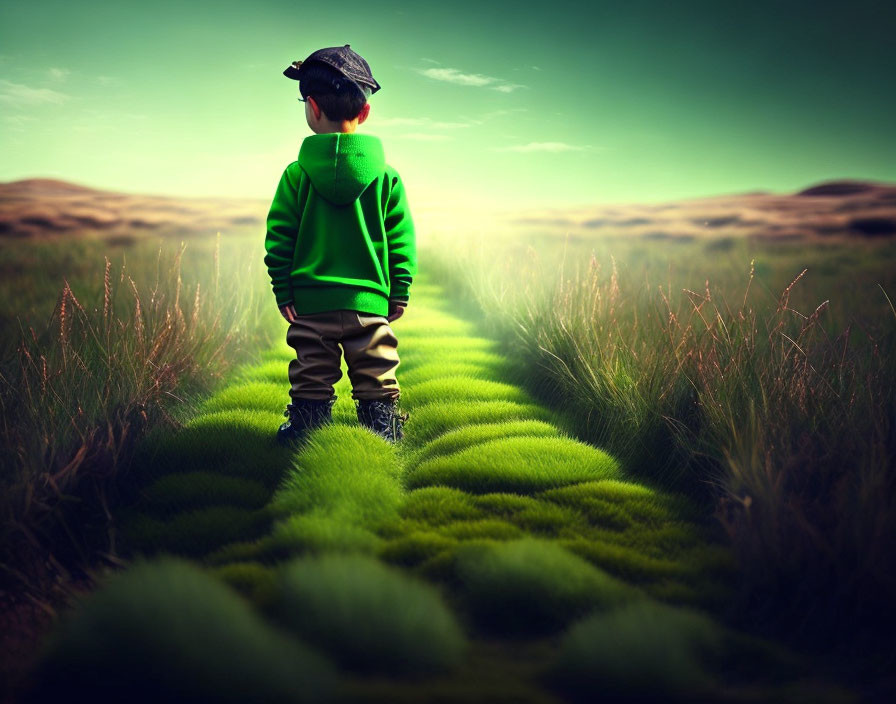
[33, 272, 843, 703]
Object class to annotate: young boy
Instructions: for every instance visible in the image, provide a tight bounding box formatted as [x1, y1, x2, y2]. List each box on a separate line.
[264, 44, 416, 445]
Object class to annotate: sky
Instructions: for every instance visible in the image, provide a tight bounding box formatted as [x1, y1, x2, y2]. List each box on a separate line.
[2, 0, 895, 221]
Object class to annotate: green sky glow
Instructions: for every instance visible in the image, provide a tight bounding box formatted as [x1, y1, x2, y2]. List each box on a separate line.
[1, 0, 894, 216]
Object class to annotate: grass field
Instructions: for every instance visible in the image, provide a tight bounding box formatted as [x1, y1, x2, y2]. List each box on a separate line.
[424, 230, 896, 691]
[2, 230, 892, 701]
[0, 233, 279, 611]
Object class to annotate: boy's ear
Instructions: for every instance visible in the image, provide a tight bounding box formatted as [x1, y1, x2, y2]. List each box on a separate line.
[357, 102, 370, 125]
[309, 96, 322, 121]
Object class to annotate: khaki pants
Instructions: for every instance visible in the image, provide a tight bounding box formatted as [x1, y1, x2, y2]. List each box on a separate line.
[285, 309, 401, 402]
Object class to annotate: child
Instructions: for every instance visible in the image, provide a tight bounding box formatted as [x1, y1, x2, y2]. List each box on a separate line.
[264, 44, 416, 445]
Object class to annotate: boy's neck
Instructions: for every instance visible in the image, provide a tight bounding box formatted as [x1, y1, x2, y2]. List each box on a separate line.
[313, 120, 359, 134]
[306, 97, 369, 134]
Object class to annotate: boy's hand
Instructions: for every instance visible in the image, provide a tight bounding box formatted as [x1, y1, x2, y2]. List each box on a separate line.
[279, 303, 300, 324]
[387, 300, 406, 323]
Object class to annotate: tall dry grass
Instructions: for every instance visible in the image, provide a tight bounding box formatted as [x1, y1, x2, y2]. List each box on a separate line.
[425, 234, 896, 664]
[0, 235, 278, 605]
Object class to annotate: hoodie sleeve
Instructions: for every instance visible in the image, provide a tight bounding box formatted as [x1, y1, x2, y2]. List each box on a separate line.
[263, 165, 300, 306]
[384, 169, 417, 302]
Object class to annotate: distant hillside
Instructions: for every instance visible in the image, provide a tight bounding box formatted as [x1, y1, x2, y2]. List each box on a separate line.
[511, 178, 896, 241]
[0, 179, 267, 239]
[3, 177, 895, 242]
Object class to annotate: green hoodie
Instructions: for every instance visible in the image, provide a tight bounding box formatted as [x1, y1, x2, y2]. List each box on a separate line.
[263, 132, 417, 316]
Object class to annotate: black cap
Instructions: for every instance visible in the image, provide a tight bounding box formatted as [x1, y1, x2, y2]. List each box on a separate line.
[283, 44, 381, 96]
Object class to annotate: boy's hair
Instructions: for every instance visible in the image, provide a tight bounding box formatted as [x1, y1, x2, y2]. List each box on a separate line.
[299, 63, 369, 122]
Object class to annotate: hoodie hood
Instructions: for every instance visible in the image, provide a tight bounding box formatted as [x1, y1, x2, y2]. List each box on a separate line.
[297, 132, 386, 205]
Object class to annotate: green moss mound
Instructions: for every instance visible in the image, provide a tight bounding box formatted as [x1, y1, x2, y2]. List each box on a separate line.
[31, 558, 337, 703]
[398, 487, 483, 525]
[471, 493, 587, 538]
[198, 381, 286, 414]
[400, 361, 511, 388]
[548, 600, 726, 702]
[207, 513, 381, 566]
[404, 376, 533, 407]
[440, 518, 523, 541]
[397, 335, 497, 359]
[122, 505, 270, 558]
[269, 512, 382, 554]
[378, 531, 459, 567]
[471, 492, 541, 514]
[404, 400, 555, 449]
[560, 538, 695, 585]
[270, 424, 403, 528]
[209, 562, 279, 606]
[139, 472, 271, 513]
[539, 480, 695, 529]
[277, 554, 466, 674]
[398, 348, 507, 375]
[613, 521, 705, 558]
[134, 409, 290, 488]
[403, 420, 560, 469]
[407, 436, 620, 494]
[237, 359, 290, 384]
[454, 538, 634, 634]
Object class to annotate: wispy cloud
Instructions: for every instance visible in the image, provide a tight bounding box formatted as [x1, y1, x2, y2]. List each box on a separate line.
[492, 83, 524, 93]
[457, 107, 529, 125]
[0, 79, 69, 106]
[495, 142, 594, 153]
[416, 66, 525, 93]
[48, 67, 71, 81]
[418, 67, 493, 87]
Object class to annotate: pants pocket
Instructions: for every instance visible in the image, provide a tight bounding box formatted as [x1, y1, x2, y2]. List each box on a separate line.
[356, 312, 388, 328]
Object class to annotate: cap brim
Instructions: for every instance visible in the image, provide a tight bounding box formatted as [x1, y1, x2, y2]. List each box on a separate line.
[283, 65, 302, 80]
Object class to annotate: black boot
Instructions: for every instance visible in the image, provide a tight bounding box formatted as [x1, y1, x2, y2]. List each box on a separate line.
[277, 396, 337, 446]
[356, 397, 409, 443]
